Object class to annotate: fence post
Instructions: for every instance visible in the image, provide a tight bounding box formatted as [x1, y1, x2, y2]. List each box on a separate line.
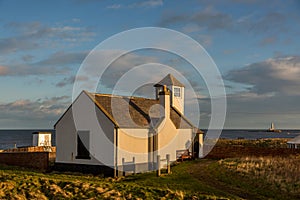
[156, 155, 161, 177]
[166, 154, 171, 174]
[132, 157, 136, 174]
[122, 158, 125, 176]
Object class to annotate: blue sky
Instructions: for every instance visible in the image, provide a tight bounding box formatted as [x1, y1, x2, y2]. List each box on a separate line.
[0, 0, 300, 129]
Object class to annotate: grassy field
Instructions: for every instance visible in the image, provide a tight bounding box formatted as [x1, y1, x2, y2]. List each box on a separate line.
[1, 157, 300, 199]
[215, 138, 289, 148]
[0, 139, 300, 199]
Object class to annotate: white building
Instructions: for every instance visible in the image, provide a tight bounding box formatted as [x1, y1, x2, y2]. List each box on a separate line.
[54, 74, 203, 176]
[32, 132, 52, 147]
[287, 135, 300, 149]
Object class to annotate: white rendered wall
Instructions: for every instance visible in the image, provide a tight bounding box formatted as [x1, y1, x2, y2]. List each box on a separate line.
[32, 133, 51, 146]
[117, 128, 149, 166]
[55, 92, 115, 167]
[157, 118, 193, 163]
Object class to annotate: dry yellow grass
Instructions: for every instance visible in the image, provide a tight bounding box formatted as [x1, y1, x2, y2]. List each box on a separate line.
[1, 138, 299, 199]
[219, 155, 300, 195]
[216, 138, 289, 148]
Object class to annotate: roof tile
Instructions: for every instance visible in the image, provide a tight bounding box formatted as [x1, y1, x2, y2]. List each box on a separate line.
[89, 93, 192, 129]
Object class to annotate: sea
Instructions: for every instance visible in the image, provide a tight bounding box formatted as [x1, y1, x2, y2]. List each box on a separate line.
[0, 129, 56, 150]
[0, 129, 299, 150]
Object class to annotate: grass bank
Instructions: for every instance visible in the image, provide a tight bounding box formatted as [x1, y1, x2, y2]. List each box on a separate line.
[0, 138, 299, 199]
[0, 161, 224, 200]
[1, 157, 300, 199]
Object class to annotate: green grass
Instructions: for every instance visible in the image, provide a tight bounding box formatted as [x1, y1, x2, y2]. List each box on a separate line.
[2, 157, 299, 199]
[216, 138, 289, 148]
[1, 138, 299, 199]
[0, 161, 229, 199]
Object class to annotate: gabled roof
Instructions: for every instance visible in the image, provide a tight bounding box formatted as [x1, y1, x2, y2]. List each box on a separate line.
[287, 135, 300, 144]
[54, 89, 201, 131]
[86, 91, 193, 129]
[154, 73, 185, 87]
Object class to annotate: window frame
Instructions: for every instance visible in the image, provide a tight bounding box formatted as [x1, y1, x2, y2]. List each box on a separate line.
[173, 87, 181, 98]
[75, 130, 91, 160]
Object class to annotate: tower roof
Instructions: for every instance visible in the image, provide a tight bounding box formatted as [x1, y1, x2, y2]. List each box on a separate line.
[154, 74, 185, 87]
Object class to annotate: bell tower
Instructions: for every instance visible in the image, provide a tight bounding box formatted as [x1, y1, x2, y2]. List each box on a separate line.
[154, 74, 185, 114]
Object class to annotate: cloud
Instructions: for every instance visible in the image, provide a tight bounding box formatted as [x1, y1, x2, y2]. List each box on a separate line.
[0, 96, 70, 122]
[107, 0, 163, 9]
[73, 49, 205, 99]
[92, 51, 159, 90]
[159, 5, 290, 37]
[224, 92, 300, 129]
[226, 55, 300, 96]
[0, 37, 38, 54]
[56, 75, 89, 88]
[130, 0, 163, 8]
[22, 55, 34, 62]
[36, 51, 88, 66]
[159, 6, 233, 31]
[0, 64, 69, 76]
[197, 89, 300, 129]
[0, 51, 87, 77]
[0, 66, 9, 75]
[182, 24, 202, 33]
[248, 12, 286, 34]
[0, 22, 95, 54]
[259, 36, 277, 46]
[221, 55, 300, 128]
[78, 49, 158, 78]
[106, 4, 122, 9]
[194, 34, 212, 47]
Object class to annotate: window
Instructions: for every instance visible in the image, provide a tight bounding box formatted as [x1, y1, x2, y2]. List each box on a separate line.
[76, 131, 91, 159]
[44, 135, 50, 146]
[174, 87, 181, 97]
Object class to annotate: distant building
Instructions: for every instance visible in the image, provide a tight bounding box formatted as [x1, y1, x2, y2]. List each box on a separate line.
[32, 132, 52, 147]
[267, 122, 281, 133]
[287, 135, 300, 149]
[54, 74, 204, 176]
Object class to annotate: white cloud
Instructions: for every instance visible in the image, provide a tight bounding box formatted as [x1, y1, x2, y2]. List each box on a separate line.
[159, 6, 233, 31]
[226, 56, 300, 96]
[0, 21, 95, 54]
[107, 0, 163, 9]
[159, 6, 290, 37]
[0, 51, 87, 77]
[223, 55, 300, 128]
[0, 96, 70, 121]
[134, 0, 163, 8]
[106, 4, 122, 9]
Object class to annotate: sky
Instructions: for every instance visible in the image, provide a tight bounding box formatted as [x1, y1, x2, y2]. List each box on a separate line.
[0, 0, 300, 129]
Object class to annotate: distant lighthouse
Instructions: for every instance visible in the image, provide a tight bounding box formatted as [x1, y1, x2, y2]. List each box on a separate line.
[267, 122, 281, 133]
[270, 122, 275, 131]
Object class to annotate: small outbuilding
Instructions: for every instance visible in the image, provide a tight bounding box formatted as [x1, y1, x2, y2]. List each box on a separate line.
[32, 132, 52, 147]
[287, 135, 300, 149]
